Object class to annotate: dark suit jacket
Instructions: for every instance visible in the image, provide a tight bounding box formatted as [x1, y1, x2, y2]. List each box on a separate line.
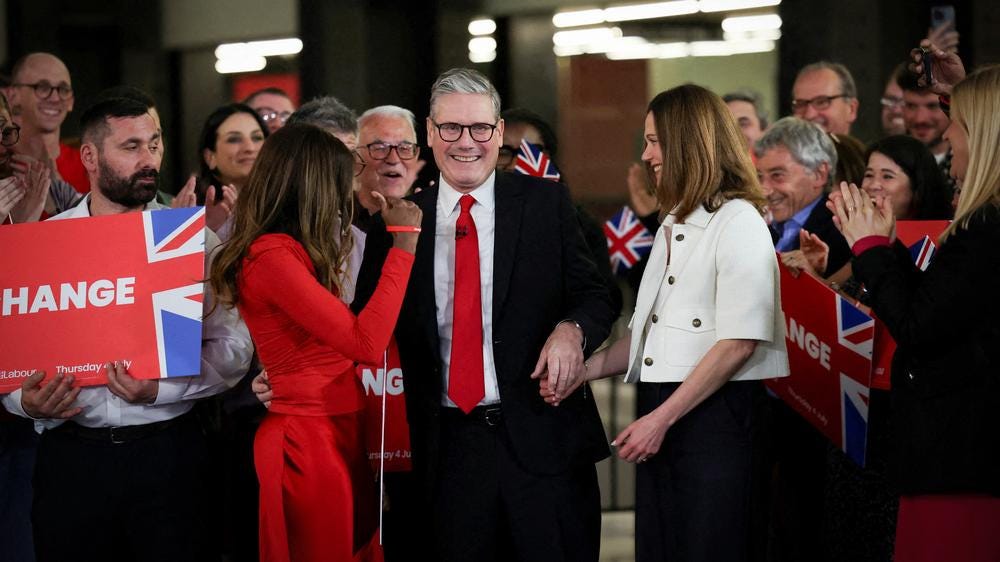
[354, 172, 614, 496]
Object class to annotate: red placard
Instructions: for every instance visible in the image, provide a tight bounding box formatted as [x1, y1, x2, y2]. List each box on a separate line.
[767, 262, 874, 466]
[356, 337, 411, 472]
[0, 207, 207, 393]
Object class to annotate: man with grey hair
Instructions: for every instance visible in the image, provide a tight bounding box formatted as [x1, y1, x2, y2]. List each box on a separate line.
[723, 90, 769, 147]
[755, 116, 850, 276]
[287, 95, 358, 149]
[354, 105, 423, 232]
[355, 68, 614, 561]
[791, 61, 859, 136]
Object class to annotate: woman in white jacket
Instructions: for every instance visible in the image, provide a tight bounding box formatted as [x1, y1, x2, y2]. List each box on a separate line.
[541, 84, 789, 562]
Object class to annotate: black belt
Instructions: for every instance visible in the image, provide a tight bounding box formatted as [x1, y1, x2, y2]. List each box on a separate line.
[441, 405, 503, 427]
[52, 412, 195, 444]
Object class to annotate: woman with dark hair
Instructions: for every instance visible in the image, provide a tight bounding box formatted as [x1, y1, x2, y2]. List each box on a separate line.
[196, 103, 268, 233]
[209, 123, 421, 562]
[862, 135, 952, 220]
[542, 84, 789, 561]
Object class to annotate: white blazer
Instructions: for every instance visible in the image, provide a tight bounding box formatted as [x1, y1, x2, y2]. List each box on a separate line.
[625, 198, 789, 383]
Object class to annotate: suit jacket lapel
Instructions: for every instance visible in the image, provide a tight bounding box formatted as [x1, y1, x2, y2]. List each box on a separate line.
[412, 188, 440, 358]
[492, 173, 524, 318]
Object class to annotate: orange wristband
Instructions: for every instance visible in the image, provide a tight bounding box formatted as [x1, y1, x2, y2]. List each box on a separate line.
[386, 225, 422, 233]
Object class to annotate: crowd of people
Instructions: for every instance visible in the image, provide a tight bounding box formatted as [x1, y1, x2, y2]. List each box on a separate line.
[0, 20, 998, 562]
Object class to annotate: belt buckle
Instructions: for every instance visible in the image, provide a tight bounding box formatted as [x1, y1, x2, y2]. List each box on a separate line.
[109, 426, 126, 444]
[483, 407, 501, 427]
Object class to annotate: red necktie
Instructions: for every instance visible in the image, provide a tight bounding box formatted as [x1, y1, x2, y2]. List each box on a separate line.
[448, 194, 485, 413]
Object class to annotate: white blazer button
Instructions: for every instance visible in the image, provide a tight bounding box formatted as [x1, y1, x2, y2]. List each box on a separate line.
[644, 357, 654, 366]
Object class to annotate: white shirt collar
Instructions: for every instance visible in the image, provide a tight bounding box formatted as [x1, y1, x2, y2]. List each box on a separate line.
[437, 171, 496, 217]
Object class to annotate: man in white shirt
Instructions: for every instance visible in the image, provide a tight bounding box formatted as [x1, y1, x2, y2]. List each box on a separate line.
[1, 94, 252, 562]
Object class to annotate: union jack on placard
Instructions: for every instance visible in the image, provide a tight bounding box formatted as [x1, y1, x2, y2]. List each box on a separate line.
[908, 235, 936, 271]
[836, 294, 874, 359]
[141, 207, 206, 379]
[840, 373, 870, 466]
[604, 206, 654, 275]
[514, 139, 561, 181]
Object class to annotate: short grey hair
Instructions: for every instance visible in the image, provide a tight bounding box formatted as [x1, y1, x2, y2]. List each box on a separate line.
[429, 68, 501, 120]
[287, 95, 357, 136]
[358, 105, 417, 139]
[722, 90, 769, 130]
[755, 117, 838, 188]
[795, 61, 857, 99]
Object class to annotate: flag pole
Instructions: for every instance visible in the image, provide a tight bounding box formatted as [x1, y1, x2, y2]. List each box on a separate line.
[379, 348, 388, 545]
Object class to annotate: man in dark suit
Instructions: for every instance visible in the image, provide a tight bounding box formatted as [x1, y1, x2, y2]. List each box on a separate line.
[355, 68, 614, 562]
[755, 116, 851, 277]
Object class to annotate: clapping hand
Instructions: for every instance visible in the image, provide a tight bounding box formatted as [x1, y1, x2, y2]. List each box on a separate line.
[826, 182, 894, 247]
[205, 184, 237, 233]
[9, 154, 50, 223]
[780, 229, 829, 278]
[171, 175, 198, 208]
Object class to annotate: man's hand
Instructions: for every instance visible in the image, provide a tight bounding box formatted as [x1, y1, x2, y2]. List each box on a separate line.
[171, 175, 198, 208]
[252, 371, 273, 408]
[20, 371, 82, 419]
[910, 39, 966, 96]
[529, 321, 585, 406]
[627, 162, 658, 217]
[105, 361, 158, 404]
[205, 184, 237, 232]
[780, 229, 829, 278]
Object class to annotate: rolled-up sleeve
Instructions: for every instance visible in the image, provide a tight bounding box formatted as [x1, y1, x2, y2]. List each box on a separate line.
[714, 208, 778, 342]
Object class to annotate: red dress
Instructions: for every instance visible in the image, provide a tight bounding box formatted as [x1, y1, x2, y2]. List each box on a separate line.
[237, 233, 414, 562]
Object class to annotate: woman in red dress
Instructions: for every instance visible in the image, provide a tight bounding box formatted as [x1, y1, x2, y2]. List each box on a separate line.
[210, 123, 421, 562]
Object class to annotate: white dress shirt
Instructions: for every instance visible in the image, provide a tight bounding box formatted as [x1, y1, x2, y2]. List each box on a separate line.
[435, 173, 500, 407]
[626, 198, 789, 383]
[1, 195, 254, 430]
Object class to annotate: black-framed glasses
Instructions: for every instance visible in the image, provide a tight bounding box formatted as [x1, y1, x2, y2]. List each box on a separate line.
[0, 124, 20, 147]
[433, 121, 498, 142]
[364, 141, 419, 161]
[13, 81, 73, 101]
[352, 150, 366, 177]
[791, 94, 849, 113]
[256, 107, 291, 126]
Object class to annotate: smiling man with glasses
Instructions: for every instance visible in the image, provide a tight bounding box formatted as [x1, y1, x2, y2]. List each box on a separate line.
[791, 61, 859, 136]
[355, 67, 614, 562]
[3, 52, 86, 210]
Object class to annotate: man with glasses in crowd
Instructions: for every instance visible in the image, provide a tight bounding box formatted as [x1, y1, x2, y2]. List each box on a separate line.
[791, 61, 859, 136]
[355, 67, 614, 562]
[354, 105, 424, 232]
[243, 87, 296, 134]
[4, 52, 84, 213]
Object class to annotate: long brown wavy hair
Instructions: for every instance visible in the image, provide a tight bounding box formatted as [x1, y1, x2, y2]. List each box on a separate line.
[209, 123, 355, 308]
[647, 84, 766, 223]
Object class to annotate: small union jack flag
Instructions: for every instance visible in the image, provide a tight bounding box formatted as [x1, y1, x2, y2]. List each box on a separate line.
[604, 206, 654, 275]
[908, 236, 936, 271]
[835, 294, 875, 359]
[514, 139, 561, 181]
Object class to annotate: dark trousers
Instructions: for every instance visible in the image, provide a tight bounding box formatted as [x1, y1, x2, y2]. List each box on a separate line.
[432, 407, 601, 562]
[32, 414, 211, 562]
[0, 417, 39, 562]
[382, 470, 421, 562]
[635, 381, 766, 562]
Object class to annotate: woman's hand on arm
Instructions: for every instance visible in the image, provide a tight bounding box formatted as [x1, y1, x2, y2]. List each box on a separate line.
[612, 339, 757, 464]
